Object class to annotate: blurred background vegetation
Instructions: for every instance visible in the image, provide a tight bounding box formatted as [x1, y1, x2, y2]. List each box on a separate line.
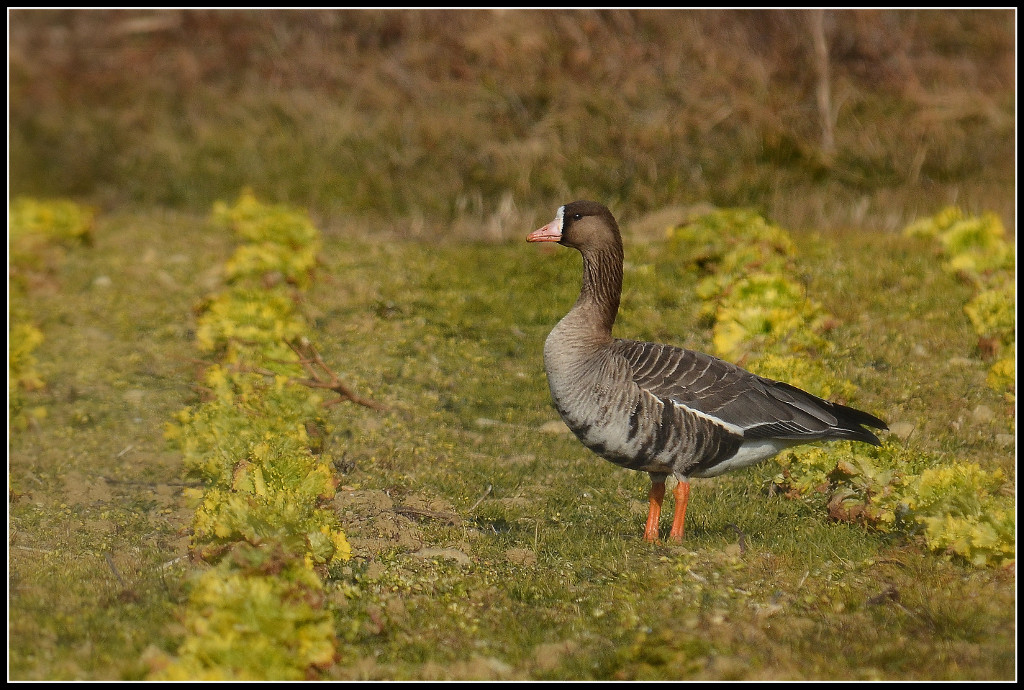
[8, 8, 1016, 237]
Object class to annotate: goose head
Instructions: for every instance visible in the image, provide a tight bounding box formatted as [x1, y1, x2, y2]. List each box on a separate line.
[527, 200, 622, 255]
[528, 200, 625, 334]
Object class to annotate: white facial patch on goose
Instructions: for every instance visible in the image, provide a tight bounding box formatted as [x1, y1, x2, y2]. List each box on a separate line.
[554, 205, 565, 233]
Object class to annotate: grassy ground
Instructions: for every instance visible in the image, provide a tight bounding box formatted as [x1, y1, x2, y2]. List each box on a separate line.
[8, 207, 1015, 679]
[8, 211, 229, 678]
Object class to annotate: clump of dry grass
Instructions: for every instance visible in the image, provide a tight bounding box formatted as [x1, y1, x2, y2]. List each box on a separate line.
[8, 9, 1015, 235]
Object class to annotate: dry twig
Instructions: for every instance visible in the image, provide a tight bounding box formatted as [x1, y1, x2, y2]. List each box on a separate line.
[468, 484, 493, 512]
[288, 338, 388, 411]
[104, 552, 129, 589]
[394, 506, 462, 525]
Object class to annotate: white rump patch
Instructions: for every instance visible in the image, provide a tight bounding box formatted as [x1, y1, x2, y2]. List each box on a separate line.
[688, 438, 791, 479]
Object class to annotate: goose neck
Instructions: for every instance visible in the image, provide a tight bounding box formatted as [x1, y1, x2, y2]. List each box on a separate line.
[574, 245, 623, 336]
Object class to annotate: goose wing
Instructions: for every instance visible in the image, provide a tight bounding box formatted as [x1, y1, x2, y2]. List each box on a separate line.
[611, 339, 887, 445]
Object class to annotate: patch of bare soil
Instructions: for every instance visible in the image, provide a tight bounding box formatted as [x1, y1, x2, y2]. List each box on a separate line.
[333, 488, 465, 559]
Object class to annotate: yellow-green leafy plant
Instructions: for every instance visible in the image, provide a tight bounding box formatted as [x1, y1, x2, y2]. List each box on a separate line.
[212, 188, 321, 253]
[9, 198, 95, 429]
[937, 212, 1013, 279]
[904, 207, 1015, 400]
[156, 191, 355, 679]
[746, 353, 858, 405]
[9, 197, 94, 244]
[773, 442, 918, 529]
[195, 288, 309, 360]
[964, 281, 1015, 352]
[671, 209, 797, 325]
[964, 279, 1015, 399]
[712, 273, 832, 362]
[671, 209, 1014, 566]
[901, 205, 964, 239]
[224, 242, 319, 289]
[151, 552, 337, 680]
[9, 322, 47, 428]
[910, 463, 1014, 567]
[986, 349, 1014, 394]
[774, 444, 1013, 566]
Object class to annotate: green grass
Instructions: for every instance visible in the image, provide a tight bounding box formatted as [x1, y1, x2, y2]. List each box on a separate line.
[8, 206, 1015, 679]
[8, 211, 234, 679]
[309, 225, 1013, 681]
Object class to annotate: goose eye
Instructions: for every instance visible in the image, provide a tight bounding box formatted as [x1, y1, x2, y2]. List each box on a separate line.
[571, 213, 583, 221]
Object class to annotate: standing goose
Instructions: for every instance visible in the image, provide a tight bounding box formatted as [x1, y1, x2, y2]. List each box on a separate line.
[527, 200, 887, 543]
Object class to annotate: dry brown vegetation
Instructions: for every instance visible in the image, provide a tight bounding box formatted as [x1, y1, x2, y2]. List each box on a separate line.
[9, 9, 1016, 235]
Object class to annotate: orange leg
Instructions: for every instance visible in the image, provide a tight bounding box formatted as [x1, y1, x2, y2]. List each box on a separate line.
[668, 480, 691, 543]
[643, 479, 666, 542]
